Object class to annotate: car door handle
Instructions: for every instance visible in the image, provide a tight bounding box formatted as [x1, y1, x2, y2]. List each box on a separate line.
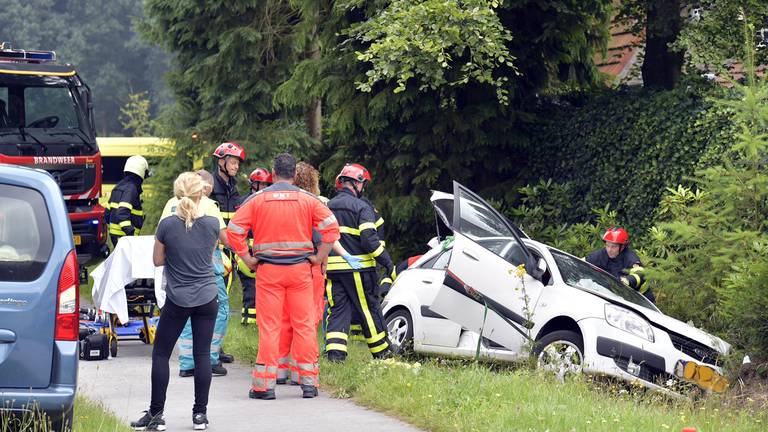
[0, 330, 16, 343]
[462, 249, 480, 261]
[422, 278, 434, 284]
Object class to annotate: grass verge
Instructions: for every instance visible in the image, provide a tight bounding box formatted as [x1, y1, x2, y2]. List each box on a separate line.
[72, 395, 131, 431]
[224, 308, 768, 432]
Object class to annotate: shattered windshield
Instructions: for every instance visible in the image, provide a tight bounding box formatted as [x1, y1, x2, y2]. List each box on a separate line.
[550, 250, 657, 311]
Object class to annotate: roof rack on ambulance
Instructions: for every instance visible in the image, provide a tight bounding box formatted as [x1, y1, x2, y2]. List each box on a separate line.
[0, 42, 56, 63]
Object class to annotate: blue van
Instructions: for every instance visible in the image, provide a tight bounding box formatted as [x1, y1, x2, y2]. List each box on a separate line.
[0, 164, 79, 430]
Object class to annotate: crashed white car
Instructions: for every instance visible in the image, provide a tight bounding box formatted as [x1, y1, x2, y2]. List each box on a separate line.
[382, 182, 730, 393]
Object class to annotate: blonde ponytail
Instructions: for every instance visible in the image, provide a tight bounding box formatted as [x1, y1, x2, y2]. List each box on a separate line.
[173, 172, 204, 230]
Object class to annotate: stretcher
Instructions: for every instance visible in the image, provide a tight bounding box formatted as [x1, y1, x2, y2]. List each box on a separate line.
[91, 236, 166, 357]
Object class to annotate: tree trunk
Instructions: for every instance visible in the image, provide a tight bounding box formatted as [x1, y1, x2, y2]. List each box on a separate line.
[304, 27, 322, 143]
[642, 0, 684, 90]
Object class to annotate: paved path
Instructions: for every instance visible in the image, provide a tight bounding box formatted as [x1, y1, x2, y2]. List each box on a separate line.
[78, 341, 422, 432]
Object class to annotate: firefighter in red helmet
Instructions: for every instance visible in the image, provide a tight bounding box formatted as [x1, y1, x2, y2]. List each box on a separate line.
[586, 227, 655, 303]
[324, 163, 394, 362]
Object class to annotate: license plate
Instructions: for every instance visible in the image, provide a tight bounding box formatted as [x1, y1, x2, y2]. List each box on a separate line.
[74, 235, 82, 245]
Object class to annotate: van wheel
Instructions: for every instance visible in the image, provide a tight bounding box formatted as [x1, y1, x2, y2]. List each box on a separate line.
[110, 338, 118, 358]
[533, 330, 584, 381]
[385, 309, 413, 354]
[51, 405, 73, 432]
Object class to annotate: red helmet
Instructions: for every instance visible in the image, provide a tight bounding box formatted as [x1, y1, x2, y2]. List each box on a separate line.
[212, 141, 246, 161]
[602, 227, 629, 245]
[335, 163, 372, 189]
[249, 167, 272, 185]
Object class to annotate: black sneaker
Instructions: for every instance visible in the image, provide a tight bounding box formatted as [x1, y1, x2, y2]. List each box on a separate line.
[179, 369, 194, 378]
[248, 389, 276, 400]
[219, 352, 234, 363]
[192, 413, 208, 430]
[211, 363, 227, 376]
[130, 410, 166, 431]
[301, 385, 319, 399]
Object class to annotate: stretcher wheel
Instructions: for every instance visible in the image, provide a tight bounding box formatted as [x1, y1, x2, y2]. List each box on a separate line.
[110, 338, 118, 358]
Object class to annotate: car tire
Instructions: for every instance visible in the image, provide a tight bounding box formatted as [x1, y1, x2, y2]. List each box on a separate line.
[110, 338, 118, 358]
[533, 330, 584, 380]
[385, 309, 413, 355]
[51, 405, 73, 432]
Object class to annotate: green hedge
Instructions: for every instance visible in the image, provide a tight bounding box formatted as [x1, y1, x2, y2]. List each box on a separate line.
[521, 81, 737, 235]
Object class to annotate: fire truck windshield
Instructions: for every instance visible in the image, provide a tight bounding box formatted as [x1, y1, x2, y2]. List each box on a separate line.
[0, 75, 94, 155]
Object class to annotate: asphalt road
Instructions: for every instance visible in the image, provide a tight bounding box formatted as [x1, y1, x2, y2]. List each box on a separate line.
[78, 340, 422, 432]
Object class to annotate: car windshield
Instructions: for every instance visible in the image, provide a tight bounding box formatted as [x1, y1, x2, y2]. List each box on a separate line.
[550, 250, 657, 310]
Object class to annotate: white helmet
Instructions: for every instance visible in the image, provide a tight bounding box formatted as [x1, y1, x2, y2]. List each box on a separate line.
[124, 155, 151, 179]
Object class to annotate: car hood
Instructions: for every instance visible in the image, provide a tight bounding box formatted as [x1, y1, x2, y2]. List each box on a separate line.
[566, 281, 730, 354]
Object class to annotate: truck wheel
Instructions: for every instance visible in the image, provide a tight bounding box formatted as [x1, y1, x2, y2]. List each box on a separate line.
[385, 309, 413, 354]
[533, 330, 584, 381]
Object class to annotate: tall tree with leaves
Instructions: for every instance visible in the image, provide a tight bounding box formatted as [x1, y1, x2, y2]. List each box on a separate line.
[0, 0, 170, 135]
[276, 0, 613, 256]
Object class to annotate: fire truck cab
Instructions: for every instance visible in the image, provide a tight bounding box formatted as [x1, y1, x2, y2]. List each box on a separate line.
[0, 43, 107, 277]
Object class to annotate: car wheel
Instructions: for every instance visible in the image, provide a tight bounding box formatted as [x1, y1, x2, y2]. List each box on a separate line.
[110, 338, 118, 358]
[386, 309, 413, 354]
[51, 405, 73, 432]
[534, 330, 584, 381]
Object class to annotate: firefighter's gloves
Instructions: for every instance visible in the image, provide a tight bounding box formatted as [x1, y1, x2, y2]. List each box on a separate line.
[343, 253, 364, 270]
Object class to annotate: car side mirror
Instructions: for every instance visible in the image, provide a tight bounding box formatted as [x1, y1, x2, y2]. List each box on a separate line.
[537, 257, 547, 274]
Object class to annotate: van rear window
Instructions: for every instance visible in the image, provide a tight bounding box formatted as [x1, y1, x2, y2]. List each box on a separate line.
[0, 184, 53, 281]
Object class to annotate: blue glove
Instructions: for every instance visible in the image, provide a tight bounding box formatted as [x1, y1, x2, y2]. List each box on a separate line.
[343, 253, 364, 270]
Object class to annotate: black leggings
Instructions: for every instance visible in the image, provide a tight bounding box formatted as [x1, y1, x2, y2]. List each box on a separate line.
[150, 297, 218, 415]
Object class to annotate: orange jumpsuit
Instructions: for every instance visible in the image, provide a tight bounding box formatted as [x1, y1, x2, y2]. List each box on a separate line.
[227, 183, 339, 392]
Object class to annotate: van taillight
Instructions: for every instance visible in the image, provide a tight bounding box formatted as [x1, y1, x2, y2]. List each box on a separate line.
[55, 250, 79, 341]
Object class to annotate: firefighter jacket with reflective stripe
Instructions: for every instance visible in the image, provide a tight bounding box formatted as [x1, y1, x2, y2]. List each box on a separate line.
[211, 171, 241, 224]
[227, 182, 340, 265]
[586, 247, 649, 295]
[105, 173, 144, 237]
[327, 188, 394, 274]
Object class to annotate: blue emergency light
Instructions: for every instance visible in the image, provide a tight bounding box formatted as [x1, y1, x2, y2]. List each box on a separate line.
[0, 42, 56, 63]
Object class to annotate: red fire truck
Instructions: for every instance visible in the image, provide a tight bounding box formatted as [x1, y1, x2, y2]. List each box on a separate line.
[0, 44, 107, 279]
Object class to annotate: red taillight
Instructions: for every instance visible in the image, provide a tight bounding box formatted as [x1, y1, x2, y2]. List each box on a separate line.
[55, 250, 79, 341]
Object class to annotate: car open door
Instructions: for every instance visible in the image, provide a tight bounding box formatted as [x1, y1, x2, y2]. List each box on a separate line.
[429, 182, 545, 353]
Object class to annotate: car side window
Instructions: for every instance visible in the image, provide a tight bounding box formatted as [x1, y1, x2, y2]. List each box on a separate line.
[457, 188, 526, 266]
[0, 184, 53, 282]
[431, 249, 452, 270]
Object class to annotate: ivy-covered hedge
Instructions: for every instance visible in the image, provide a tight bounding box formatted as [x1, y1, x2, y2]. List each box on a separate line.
[521, 81, 737, 235]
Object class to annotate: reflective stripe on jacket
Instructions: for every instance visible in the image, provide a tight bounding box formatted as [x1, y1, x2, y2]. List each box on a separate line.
[226, 182, 340, 263]
[327, 188, 393, 274]
[105, 173, 144, 237]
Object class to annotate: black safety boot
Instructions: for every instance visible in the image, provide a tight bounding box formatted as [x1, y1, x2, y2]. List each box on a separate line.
[248, 389, 276, 400]
[130, 410, 166, 431]
[301, 385, 319, 398]
[219, 349, 234, 363]
[179, 369, 194, 378]
[325, 351, 346, 363]
[211, 362, 227, 376]
[372, 347, 394, 360]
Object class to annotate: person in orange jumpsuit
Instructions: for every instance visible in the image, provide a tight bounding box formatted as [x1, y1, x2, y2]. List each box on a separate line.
[276, 162, 329, 384]
[227, 153, 340, 400]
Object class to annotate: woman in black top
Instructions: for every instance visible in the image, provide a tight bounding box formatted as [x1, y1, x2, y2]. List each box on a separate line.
[131, 172, 220, 431]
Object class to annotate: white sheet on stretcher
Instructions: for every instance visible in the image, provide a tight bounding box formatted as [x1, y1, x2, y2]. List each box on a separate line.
[91, 235, 166, 323]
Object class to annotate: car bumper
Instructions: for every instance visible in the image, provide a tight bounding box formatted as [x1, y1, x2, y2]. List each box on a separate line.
[579, 318, 723, 393]
[0, 341, 77, 417]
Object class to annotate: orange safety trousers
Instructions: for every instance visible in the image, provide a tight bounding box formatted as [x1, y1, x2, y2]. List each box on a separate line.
[277, 262, 326, 383]
[251, 262, 319, 392]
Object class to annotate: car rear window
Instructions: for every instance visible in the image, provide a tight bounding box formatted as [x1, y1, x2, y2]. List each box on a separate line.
[0, 184, 53, 281]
